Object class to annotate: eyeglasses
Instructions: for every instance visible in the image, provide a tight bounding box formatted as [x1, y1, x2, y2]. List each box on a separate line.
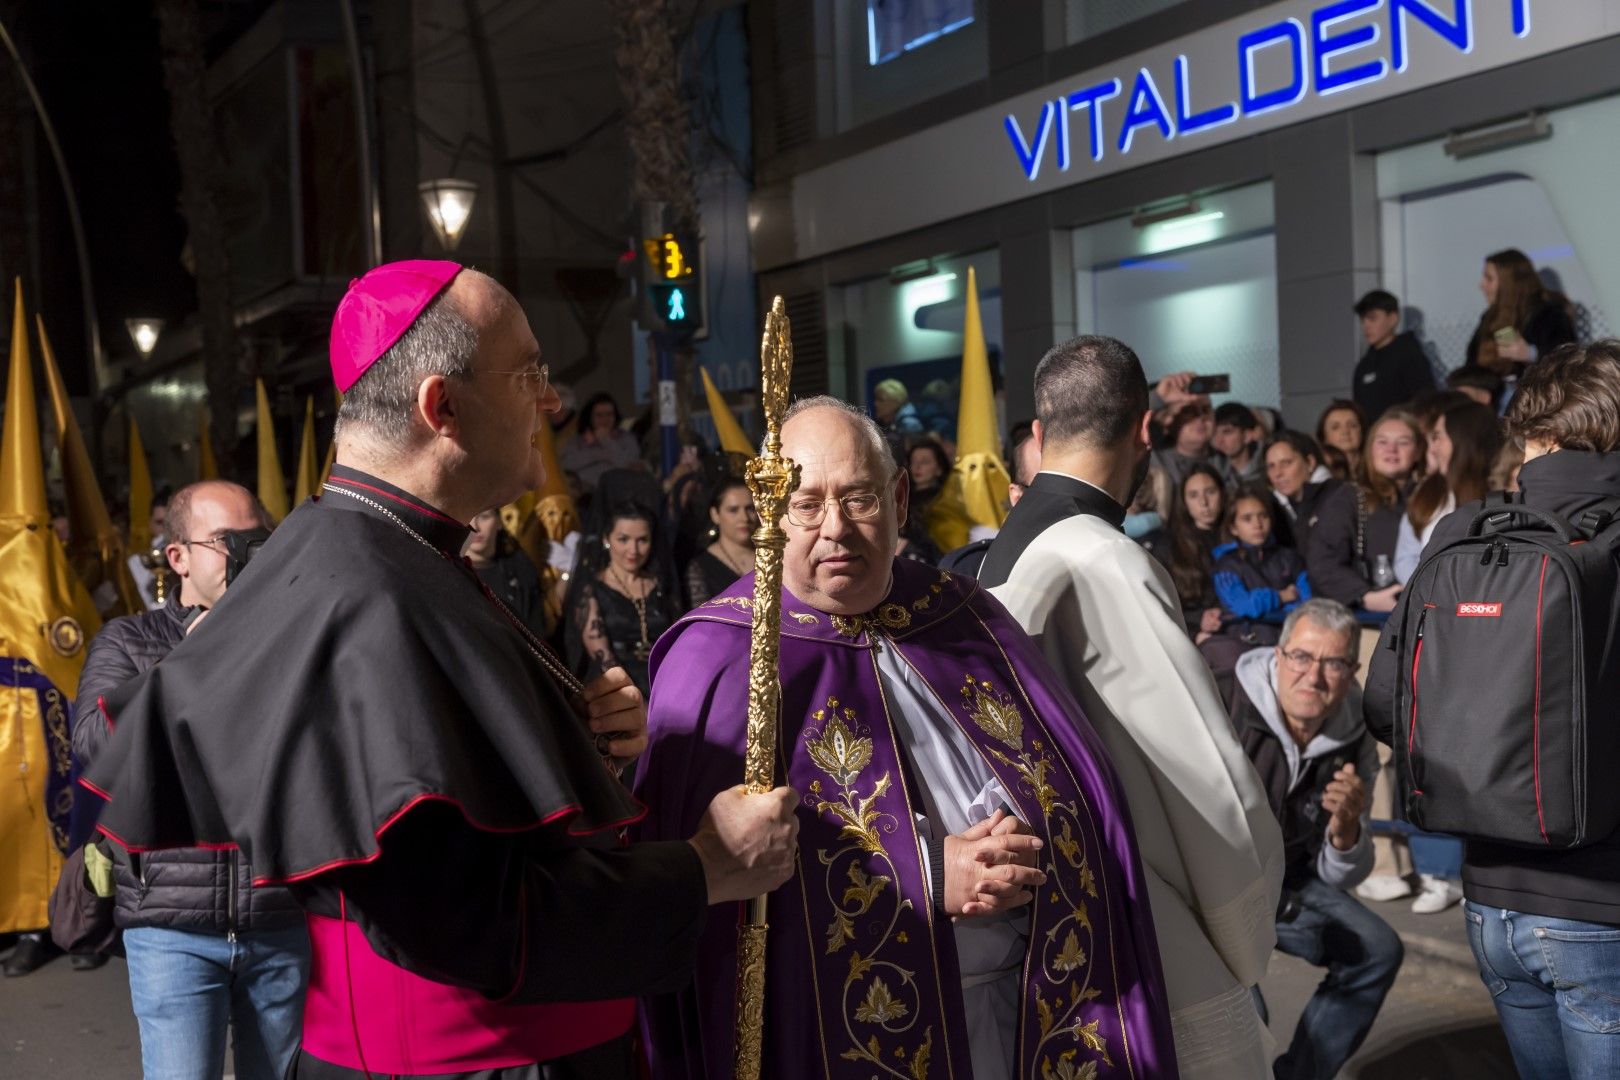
[177, 536, 228, 555]
[785, 492, 882, 528]
[1280, 649, 1357, 679]
[468, 363, 549, 398]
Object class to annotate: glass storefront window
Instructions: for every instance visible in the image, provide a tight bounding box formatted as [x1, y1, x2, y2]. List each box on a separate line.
[833, 0, 987, 132]
[1073, 182, 1279, 407]
[867, 0, 974, 65]
[1377, 95, 1620, 372]
[829, 250, 1002, 442]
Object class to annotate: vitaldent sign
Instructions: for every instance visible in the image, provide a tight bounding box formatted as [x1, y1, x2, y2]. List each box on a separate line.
[782, 0, 1620, 263]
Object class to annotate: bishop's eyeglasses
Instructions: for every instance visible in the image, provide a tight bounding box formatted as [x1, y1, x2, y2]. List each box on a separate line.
[467, 362, 549, 398]
[785, 492, 882, 528]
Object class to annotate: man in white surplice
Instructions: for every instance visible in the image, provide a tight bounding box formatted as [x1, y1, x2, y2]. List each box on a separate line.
[980, 336, 1285, 1079]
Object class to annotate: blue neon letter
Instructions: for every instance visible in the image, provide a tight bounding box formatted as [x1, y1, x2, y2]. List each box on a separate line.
[1174, 55, 1238, 135]
[1004, 101, 1056, 181]
[1066, 79, 1124, 163]
[1055, 98, 1072, 170]
[1118, 68, 1175, 154]
[1512, 0, 1530, 37]
[1313, 0, 1388, 94]
[1238, 19, 1307, 117]
[1390, 0, 1473, 73]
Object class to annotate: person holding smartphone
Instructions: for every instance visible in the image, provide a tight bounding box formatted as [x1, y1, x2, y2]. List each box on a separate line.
[1465, 249, 1576, 375]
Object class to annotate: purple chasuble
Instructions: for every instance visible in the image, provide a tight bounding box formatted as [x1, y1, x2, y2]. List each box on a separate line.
[636, 559, 1177, 1079]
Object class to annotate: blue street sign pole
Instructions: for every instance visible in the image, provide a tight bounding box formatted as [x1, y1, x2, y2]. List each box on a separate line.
[656, 332, 678, 476]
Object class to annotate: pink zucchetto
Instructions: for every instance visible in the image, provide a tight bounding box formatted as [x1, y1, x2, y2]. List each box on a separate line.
[329, 260, 464, 392]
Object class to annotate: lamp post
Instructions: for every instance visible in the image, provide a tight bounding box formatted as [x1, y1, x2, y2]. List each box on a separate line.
[418, 179, 478, 252]
[126, 318, 164, 358]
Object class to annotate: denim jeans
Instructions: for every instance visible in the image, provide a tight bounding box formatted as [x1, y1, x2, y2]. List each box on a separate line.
[124, 925, 311, 1080]
[1464, 901, 1620, 1079]
[1270, 878, 1405, 1080]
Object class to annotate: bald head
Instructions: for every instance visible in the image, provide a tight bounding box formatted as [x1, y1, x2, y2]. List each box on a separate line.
[164, 481, 270, 608]
[778, 399, 906, 615]
[165, 481, 268, 545]
[781, 397, 896, 483]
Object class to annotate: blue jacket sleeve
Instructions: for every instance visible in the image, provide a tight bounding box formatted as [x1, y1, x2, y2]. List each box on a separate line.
[1214, 570, 1279, 620]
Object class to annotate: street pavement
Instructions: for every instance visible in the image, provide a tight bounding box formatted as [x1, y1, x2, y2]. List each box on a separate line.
[2, 897, 1514, 1079]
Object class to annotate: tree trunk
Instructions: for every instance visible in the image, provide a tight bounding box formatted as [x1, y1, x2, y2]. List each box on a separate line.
[155, 0, 240, 476]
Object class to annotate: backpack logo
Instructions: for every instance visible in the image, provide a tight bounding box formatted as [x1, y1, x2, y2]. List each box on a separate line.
[1457, 602, 1502, 617]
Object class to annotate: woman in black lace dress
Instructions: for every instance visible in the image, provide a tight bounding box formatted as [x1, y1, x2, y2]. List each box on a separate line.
[685, 478, 756, 608]
[566, 503, 681, 696]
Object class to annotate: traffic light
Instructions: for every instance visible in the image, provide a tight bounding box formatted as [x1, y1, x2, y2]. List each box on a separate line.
[640, 232, 705, 336]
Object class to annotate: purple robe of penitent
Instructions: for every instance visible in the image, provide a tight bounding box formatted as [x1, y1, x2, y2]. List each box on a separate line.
[635, 558, 1179, 1079]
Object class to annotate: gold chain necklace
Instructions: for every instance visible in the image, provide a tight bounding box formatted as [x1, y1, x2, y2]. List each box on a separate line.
[321, 482, 584, 694]
[714, 539, 752, 577]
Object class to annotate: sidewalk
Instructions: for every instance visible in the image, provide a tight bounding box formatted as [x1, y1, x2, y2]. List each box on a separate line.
[1258, 892, 1518, 1079]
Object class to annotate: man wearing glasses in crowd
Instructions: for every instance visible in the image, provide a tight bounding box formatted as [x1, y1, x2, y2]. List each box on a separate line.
[70, 481, 313, 1080]
[1229, 598, 1402, 1080]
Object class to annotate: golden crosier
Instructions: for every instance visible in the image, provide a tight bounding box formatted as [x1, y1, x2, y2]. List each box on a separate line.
[734, 296, 800, 1080]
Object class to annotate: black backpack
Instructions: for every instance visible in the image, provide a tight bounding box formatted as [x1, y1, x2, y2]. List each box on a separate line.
[1388, 493, 1620, 848]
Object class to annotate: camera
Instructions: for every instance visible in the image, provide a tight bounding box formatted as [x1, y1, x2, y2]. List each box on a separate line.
[221, 528, 271, 585]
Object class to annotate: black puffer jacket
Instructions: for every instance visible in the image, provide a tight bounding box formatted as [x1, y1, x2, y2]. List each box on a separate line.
[1305, 481, 1408, 606]
[72, 593, 303, 934]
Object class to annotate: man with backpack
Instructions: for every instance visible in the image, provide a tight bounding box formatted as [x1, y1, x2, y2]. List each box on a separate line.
[1366, 341, 1620, 1078]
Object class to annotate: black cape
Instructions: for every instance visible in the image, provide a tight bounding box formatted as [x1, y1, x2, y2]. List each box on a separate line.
[85, 465, 641, 882]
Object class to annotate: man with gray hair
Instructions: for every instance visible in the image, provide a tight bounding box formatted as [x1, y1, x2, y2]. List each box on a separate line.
[85, 261, 801, 1079]
[1230, 598, 1401, 1080]
[638, 397, 1176, 1079]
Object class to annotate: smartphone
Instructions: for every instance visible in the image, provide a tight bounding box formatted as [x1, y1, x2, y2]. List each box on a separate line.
[1186, 374, 1230, 395]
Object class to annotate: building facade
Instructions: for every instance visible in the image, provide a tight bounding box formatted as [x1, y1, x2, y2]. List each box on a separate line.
[746, 0, 1620, 429]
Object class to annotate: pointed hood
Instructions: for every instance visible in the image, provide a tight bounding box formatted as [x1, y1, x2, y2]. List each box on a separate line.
[0, 281, 99, 933]
[924, 266, 1010, 551]
[0, 281, 45, 521]
[700, 366, 753, 456]
[127, 417, 154, 553]
[256, 379, 289, 523]
[38, 315, 141, 614]
[293, 395, 319, 506]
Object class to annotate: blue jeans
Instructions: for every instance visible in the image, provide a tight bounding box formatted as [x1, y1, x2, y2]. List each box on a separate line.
[1270, 878, 1405, 1080]
[124, 925, 311, 1080]
[1465, 901, 1620, 1079]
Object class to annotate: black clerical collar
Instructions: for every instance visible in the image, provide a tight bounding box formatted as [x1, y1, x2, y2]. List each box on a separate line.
[323, 464, 472, 555]
[1028, 471, 1127, 530]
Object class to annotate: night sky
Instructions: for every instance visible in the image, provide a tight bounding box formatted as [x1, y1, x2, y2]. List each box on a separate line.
[15, 1, 237, 396]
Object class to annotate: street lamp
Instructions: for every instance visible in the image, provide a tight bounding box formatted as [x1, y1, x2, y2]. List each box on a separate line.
[418, 178, 478, 252]
[126, 318, 164, 358]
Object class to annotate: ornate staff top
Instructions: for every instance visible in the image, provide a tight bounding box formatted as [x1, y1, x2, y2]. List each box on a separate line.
[741, 296, 800, 794]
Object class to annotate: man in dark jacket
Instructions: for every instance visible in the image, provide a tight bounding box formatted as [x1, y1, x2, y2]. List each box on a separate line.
[1352, 290, 1436, 422]
[1366, 342, 1620, 1078]
[1233, 598, 1396, 1080]
[72, 480, 309, 1080]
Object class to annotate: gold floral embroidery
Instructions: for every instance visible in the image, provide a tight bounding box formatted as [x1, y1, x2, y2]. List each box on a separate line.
[910, 572, 949, 613]
[962, 676, 1023, 750]
[956, 674, 1118, 1079]
[700, 594, 821, 625]
[805, 703, 872, 789]
[803, 697, 931, 1077]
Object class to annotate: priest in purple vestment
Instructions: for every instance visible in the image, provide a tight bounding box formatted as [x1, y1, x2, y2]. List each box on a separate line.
[636, 398, 1178, 1079]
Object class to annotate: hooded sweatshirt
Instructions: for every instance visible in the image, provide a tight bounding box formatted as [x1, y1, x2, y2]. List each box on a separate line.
[1232, 649, 1379, 891]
